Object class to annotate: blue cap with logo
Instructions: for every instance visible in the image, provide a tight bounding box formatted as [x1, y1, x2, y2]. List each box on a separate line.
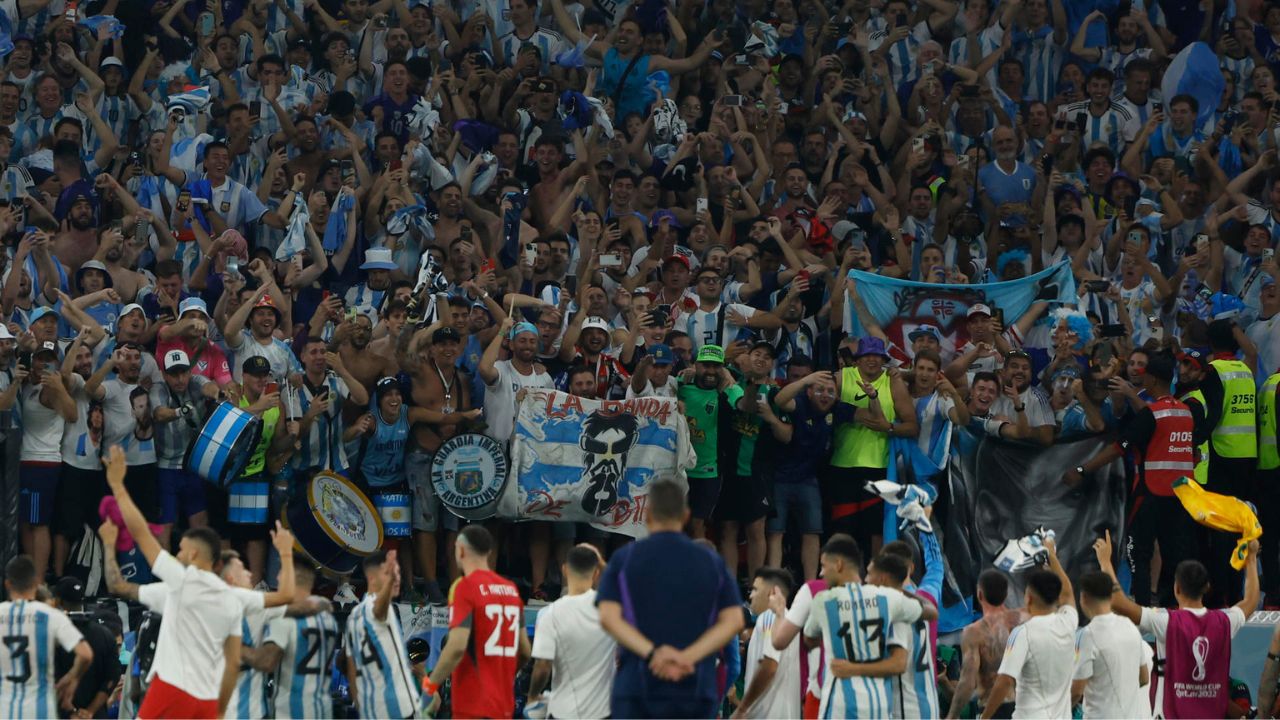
[649, 344, 674, 366]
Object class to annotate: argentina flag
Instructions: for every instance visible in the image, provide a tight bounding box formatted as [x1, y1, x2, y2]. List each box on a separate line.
[1161, 42, 1225, 129]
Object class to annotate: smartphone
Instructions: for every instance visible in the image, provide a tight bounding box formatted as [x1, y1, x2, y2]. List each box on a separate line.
[1093, 341, 1115, 369]
[959, 84, 979, 98]
[198, 11, 215, 37]
[651, 304, 671, 326]
[993, 307, 1005, 327]
[1040, 153, 1054, 175]
[265, 382, 279, 395]
[895, 11, 908, 26]
[1084, 280, 1111, 293]
[128, 151, 143, 168]
[912, 137, 925, 154]
[340, 158, 355, 183]
[723, 95, 747, 107]
[1265, 248, 1275, 262]
[374, 14, 388, 28]
[1099, 324, 1128, 338]
[957, 154, 970, 169]
[523, 242, 538, 266]
[1074, 112, 1088, 131]
[459, 224, 473, 241]
[17, 350, 31, 370]
[225, 256, 240, 276]
[696, 197, 708, 214]
[176, 190, 190, 213]
[734, 54, 750, 66]
[1153, 101, 1163, 114]
[248, 99, 262, 117]
[835, 20, 853, 36]
[479, 258, 497, 274]
[1195, 233, 1210, 253]
[600, 253, 623, 268]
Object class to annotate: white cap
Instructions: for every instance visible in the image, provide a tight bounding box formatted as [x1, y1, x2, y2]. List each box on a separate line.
[967, 303, 993, 318]
[0, 325, 13, 340]
[163, 349, 191, 371]
[582, 316, 610, 334]
[120, 303, 145, 318]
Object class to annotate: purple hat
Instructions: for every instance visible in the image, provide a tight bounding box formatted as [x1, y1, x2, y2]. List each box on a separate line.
[852, 336, 891, 360]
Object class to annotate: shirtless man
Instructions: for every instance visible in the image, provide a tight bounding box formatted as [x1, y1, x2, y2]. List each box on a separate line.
[947, 569, 1025, 719]
[91, 227, 149, 303]
[397, 320, 483, 603]
[329, 313, 397, 421]
[54, 185, 99, 273]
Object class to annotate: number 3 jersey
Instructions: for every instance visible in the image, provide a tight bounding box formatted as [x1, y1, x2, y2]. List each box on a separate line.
[0, 599, 84, 720]
[343, 594, 420, 719]
[803, 582, 923, 720]
[449, 569, 525, 719]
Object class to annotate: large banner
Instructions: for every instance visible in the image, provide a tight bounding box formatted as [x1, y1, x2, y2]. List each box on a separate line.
[500, 390, 696, 537]
[921, 429, 1126, 632]
[844, 261, 1077, 362]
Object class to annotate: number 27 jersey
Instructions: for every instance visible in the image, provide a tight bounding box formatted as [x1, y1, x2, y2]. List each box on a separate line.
[449, 569, 525, 719]
[803, 583, 923, 720]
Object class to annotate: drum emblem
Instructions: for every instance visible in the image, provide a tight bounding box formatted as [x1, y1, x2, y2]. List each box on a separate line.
[431, 434, 508, 520]
[319, 482, 367, 536]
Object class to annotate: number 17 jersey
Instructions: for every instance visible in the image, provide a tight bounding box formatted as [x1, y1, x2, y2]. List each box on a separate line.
[449, 569, 525, 719]
[803, 582, 923, 720]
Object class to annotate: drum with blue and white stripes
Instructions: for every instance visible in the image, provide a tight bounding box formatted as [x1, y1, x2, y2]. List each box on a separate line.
[374, 492, 412, 537]
[185, 402, 263, 487]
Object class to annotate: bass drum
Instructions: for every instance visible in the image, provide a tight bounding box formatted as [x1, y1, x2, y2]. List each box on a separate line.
[185, 402, 262, 486]
[284, 470, 383, 576]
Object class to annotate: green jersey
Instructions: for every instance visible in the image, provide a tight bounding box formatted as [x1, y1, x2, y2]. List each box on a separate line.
[678, 380, 744, 478]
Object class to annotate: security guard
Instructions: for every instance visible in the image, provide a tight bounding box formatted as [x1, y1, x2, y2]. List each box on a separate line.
[828, 336, 917, 558]
[1067, 351, 1196, 605]
[1175, 348, 1212, 485]
[1259, 369, 1280, 604]
[1200, 319, 1259, 604]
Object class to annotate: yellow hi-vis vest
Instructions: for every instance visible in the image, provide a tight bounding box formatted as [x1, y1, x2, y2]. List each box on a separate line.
[1184, 388, 1210, 484]
[1210, 358, 1257, 459]
[1260, 372, 1280, 471]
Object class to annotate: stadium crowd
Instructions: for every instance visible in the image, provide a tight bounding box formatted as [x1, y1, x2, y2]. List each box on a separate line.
[0, 0, 1277, 717]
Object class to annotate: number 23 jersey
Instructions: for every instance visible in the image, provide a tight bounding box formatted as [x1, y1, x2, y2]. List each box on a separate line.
[449, 569, 525, 719]
[803, 582, 923, 719]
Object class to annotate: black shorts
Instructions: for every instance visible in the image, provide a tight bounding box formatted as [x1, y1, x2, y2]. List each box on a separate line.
[714, 473, 770, 523]
[56, 464, 108, 537]
[125, 463, 162, 524]
[820, 465, 886, 550]
[687, 476, 722, 520]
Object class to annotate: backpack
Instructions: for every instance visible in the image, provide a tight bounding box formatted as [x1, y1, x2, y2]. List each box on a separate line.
[63, 524, 104, 598]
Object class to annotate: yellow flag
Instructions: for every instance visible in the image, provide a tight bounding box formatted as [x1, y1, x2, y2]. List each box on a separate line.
[1172, 477, 1262, 570]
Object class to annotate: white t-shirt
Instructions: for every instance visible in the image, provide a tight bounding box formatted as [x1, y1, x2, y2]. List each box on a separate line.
[990, 385, 1055, 431]
[101, 378, 157, 465]
[483, 359, 554, 443]
[683, 301, 757, 352]
[997, 605, 1078, 719]
[60, 375, 103, 471]
[138, 551, 245, 700]
[18, 382, 66, 463]
[530, 589, 616, 719]
[1072, 612, 1148, 719]
[784, 582, 823, 697]
[1139, 605, 1246, 715]
[744, 609, 802, 720]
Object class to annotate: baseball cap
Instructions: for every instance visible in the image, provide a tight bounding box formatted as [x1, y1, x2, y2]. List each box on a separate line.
[163, 350, 191, 372]
[53, 577, 85, 604]
[28, 306, 60, 324]
[242, 356, 272, 376]
[179, 297, 210, 318]
[510, 321, 538, 340]
[582, 316, 610, 335]
[120, 303, 145, 319]
[100, 57, 124, 69]
[0, 325, 13, 341]
[695, 344, 725, 364]
[34, 340, 60, 358]
[374, 376, 399, 396]
[908, 324, 943, 343]
[1177, 347, 1209, 369]
[432, 327, 461, 344]
[967, 303, 993, 318]
[750, 340, 778, 358]
[649, 344, 674, 366]
[662, 254, 691, 270]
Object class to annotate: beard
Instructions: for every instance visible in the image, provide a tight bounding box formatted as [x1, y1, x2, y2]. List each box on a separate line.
[70, 214, 95, 231]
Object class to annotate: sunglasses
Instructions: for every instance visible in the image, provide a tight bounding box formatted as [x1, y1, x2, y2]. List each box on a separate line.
[583, 437, 631, 455]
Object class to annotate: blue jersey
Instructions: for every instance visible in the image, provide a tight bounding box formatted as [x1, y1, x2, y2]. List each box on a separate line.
[265, 611, 341, 719]
[0, 600, 84, 720]
[360, 405, 409, 488]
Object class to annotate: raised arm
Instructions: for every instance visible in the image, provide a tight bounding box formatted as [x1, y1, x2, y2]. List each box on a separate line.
[102, 445, 162, 567]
